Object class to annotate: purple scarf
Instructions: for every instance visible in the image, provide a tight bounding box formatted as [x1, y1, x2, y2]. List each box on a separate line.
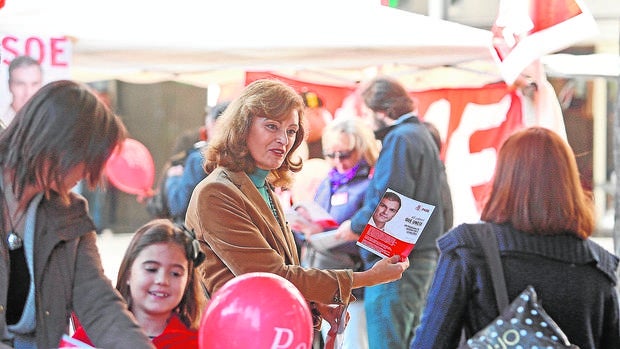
[328, 161, 363, 194]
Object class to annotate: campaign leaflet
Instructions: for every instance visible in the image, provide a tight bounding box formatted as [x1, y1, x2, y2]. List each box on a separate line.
[306, 229, 341, 252]
[356, 188, 435, 260]
[285, 201, 343, 252]
[285, 200, 339, 230]
[58, 334, 95, 348]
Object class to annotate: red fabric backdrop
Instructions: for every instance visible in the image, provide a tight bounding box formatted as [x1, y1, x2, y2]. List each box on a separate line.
[245, 71, 526, 224]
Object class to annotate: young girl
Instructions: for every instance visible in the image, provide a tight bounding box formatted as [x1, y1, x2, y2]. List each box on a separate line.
[73, 219, 207, 348]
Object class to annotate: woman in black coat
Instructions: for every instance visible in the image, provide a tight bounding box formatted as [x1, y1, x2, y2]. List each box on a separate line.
[412, 127, 619, 349]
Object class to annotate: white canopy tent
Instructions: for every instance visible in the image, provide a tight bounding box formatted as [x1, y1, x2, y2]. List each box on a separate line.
[0, 0, 508, 235]
[542, 53, 620, 79]
[0, 0, 501, 89]
[6, 0, 615, 236]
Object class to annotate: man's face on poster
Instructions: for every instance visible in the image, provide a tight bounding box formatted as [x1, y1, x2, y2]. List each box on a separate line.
[373, 197, 400, 226]
[9, 65, 42, 112]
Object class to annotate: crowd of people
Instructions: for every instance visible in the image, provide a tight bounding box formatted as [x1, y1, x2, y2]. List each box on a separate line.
[0, 54, 618, 349]
[163, 101, 230, 223]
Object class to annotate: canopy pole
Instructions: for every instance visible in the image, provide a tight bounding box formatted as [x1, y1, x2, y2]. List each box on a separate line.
[614, 74, 620, 261]
[593, 77, 607, 233]
[614, 22, 620, 276]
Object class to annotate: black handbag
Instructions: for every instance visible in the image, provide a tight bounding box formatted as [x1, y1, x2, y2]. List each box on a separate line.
[459, 223, 579, 349]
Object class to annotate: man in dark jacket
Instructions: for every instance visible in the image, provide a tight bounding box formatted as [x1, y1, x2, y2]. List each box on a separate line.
[165, 101, 229, 222]
[336, 77, 445, 349]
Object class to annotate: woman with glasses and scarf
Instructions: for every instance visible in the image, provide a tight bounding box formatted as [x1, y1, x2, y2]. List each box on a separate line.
[292, 116, 379, 349]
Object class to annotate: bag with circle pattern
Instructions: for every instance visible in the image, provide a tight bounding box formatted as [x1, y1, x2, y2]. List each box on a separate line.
[459, 223, 579, 349]
[460, 285, 578, 348]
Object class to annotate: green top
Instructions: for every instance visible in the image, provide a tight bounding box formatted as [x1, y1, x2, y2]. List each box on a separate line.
[247, 169, 269, 204]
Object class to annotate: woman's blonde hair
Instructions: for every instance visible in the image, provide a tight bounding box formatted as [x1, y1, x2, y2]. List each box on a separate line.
[321, 117, 380, 166]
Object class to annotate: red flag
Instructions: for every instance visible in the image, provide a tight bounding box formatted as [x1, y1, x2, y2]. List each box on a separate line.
[530, 0, 584, 33]
[380, 0, 399, 7]
[491, 0, 598, 84]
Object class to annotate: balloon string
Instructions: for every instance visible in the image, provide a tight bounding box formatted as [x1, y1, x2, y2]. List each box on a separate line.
[135, 188, 155, 203]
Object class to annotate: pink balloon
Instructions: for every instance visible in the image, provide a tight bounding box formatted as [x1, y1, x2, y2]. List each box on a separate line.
[199, 272, 313, 349]
[104, 138, 155, 197]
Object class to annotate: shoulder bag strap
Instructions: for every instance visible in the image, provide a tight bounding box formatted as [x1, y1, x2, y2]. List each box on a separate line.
[477, 223, 509, 310]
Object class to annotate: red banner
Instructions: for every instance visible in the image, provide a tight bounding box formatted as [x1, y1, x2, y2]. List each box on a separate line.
[245, 72, 531, 224]
[245, 71, 356, 116]
[415, 84, 524, 222]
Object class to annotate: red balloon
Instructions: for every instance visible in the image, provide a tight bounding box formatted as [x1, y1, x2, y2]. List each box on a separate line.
[104, 138, 155, 198]
[199, 272, 313, 349]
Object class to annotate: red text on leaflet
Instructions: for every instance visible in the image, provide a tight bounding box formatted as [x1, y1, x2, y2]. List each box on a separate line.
[358, 224, 415, 260]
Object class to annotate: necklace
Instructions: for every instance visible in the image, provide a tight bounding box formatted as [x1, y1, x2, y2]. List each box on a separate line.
[1, 187, 26, 251]
[263, 184, 285, 232]
[265, 189, 280, 219]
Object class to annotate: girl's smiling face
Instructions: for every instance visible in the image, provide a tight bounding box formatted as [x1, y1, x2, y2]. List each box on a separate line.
[127, 242, 188, 319]
[247, 110, 300, 170]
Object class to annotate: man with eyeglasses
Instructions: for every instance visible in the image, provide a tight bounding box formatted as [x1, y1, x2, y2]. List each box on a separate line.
[335, 77, 445, 349]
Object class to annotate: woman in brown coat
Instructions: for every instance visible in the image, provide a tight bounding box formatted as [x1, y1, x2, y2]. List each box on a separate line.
[185, 79, 408, 337]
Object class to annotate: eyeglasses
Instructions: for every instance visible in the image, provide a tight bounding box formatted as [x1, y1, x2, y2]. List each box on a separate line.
[323, 149, 354, 160]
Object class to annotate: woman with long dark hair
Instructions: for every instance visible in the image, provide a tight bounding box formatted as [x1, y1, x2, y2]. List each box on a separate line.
[412, 127, 619, 349]
[0, 80, 154, 349]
